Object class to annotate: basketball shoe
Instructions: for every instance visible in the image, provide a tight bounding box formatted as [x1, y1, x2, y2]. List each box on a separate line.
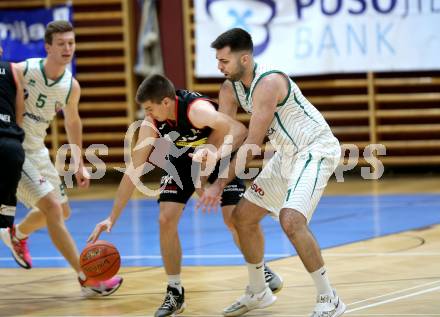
[79, 276, 123, 297]
[223, 285, 276, 316]
[264, 264, 283, 293]
[310, 289, 346, 317]
[0, 226, 32, 269]
[155, 285, 186, 317]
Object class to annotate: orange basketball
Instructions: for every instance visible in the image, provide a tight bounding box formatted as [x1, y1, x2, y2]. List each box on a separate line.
[80, 240, 121, 281]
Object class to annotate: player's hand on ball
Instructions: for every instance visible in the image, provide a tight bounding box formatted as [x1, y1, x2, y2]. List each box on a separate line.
[88, 217, 113, 243]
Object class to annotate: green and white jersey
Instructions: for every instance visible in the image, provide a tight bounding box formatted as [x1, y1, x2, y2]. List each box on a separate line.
[231, 63, 337, 155]
[22, 58, 73, 151]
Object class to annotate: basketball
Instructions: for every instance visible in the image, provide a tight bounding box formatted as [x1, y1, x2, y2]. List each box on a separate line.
[80, 240, 120, 281]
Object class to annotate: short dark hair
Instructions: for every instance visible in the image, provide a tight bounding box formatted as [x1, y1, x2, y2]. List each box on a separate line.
[211, 28, 253, 53]
[136, 74, 176, 104]
[45, 20, 74, 44]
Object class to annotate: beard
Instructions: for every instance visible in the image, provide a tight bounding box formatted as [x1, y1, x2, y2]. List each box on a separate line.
[227, 63, 246, 81]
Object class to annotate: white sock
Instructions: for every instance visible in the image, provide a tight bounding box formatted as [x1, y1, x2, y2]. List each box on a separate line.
[310, 266, 333, 296]
[247, 261, 266, 293]
[78, 271, 87, 281]
[14, 225, 28, 240]
[168, 274, 182, 293]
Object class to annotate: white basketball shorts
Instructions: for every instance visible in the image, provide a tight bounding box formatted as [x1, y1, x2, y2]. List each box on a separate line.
[243, 138, 341, 222]
[17, 148, 68, 208]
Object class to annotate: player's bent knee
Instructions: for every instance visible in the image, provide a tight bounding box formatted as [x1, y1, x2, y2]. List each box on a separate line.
[231, 209, 256, 227]
[232, 200, 264, 227]
[279, 208, 307, 238]
[223, 217, 233, 228]
[158, 203, 183, 229]
[37, 194, 64, 221]
[62, 205, 71, 220]
[221, 207, 235, 229]
[231, 209, 243, 226]
[223, 217, 236, 232]
[158, 213, 179, 229]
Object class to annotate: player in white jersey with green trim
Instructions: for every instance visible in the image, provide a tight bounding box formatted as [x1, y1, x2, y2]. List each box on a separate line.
[0, 20, 123, 297]
[17, 56, 73, 208]
[197, 28, 345, 317]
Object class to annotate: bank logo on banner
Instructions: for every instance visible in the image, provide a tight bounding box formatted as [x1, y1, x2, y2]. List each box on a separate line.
[195, 0, 440, 77]
[0, 6, 72, 63]
[205, 0, 276, 56]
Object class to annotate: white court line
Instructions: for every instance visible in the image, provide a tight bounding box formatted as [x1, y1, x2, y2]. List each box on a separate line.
[323, 252, 440, 257]
[0, 254, 242, 261]
[346, 285, 440, 313]
[348, 279, 440, 305]
[1, 252, 440, 262]
[1, 253, 440, 316]
[0, 256, 66, 261]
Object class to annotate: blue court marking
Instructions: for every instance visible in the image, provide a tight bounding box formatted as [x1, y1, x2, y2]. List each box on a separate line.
[1, 194, 439, 268]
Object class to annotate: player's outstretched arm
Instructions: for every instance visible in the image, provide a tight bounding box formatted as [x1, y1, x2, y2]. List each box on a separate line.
[88, 117, 158, 243]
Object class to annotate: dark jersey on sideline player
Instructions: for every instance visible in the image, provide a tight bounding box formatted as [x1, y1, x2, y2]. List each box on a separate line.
[0, 62, 24, 141]
[0, 61, 25, 229]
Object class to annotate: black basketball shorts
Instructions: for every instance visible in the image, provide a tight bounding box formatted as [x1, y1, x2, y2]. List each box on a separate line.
[158, 154, 244, 206]
[0, 137, 25, 228]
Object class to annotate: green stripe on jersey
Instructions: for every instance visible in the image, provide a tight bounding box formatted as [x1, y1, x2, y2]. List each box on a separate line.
[24, 60, 29, 76]
[292, 152, 312, 192]
[311, 157, 325, 197]
[274, 112, 298, 150]
[39, 59, 66, 87]
[293, 93, 318, 123]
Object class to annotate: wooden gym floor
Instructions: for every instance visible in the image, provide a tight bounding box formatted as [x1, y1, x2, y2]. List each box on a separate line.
[1, 175, 440, 316]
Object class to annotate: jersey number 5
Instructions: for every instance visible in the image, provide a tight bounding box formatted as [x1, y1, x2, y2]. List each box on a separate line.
[36, 93, 48, 108]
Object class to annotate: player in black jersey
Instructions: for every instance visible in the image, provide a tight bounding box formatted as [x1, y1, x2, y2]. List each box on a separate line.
[88, 74, 283, 317]
[0, 45, 25, 231]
